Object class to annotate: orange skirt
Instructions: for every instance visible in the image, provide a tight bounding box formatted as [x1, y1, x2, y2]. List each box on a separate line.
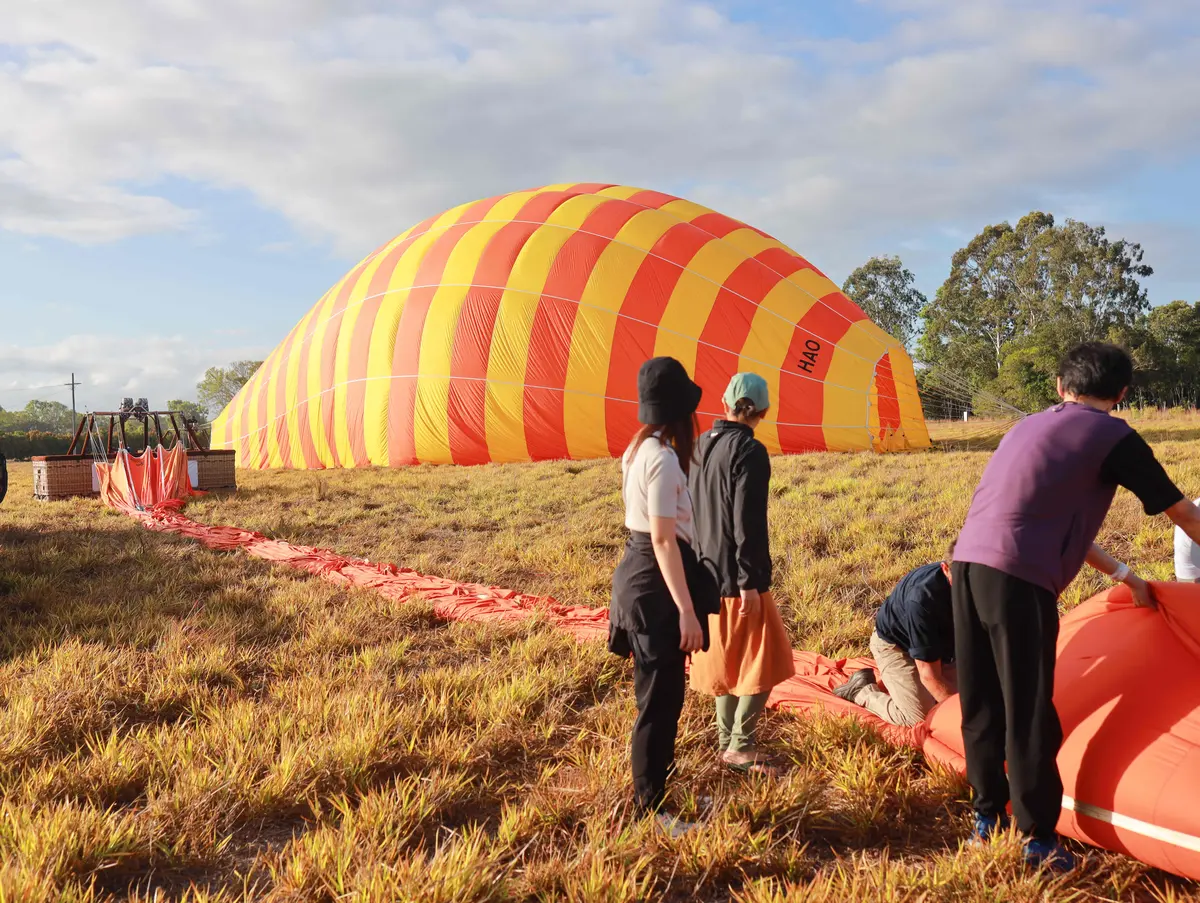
[689, 591, 796, 697]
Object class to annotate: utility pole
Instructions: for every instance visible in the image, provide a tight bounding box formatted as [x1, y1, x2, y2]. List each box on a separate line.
[65, 373, 81, 427]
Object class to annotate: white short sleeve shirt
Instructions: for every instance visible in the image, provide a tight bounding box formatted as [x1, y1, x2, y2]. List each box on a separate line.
[621, 436, 694, 544]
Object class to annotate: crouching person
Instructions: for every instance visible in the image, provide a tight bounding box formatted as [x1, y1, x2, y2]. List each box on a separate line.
[835, 550, 956, 727]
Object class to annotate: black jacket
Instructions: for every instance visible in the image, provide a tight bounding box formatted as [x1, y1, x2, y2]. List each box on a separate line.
[689, 420, 772, 596]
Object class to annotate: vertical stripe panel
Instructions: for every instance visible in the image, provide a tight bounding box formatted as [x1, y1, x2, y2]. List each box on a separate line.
[414, 216, 515, 464]
[283, 299, 327, 469]
[361, 215, 445, 465]
[484, 194, 611, 463]
[562, 209, 675, 460]
[523, 199, 644, 461]
[448, 190, 593, 465]
[388, 198, 502, 465]
[445, 211, 550, 464]
[818, 293, 875, 452]
[332, 252, 394, 467]
[342, 215, 441, 467]
[737, 277, 820, 455]
[602, 222, 714, 456]
[267, 317, 307, 468]
[694, 250, 807, 430]
[316, 257, 376, 467]
[652, 239, 745, 383]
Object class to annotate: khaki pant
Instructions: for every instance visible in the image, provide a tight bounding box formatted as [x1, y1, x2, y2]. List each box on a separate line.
[854, 631, 937, 727]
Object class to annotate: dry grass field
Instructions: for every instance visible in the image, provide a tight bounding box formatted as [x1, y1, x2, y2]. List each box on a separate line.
[1, 411, 1198, 902]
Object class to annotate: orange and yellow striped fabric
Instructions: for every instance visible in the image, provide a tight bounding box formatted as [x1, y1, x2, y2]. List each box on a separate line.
[211, 184, 929, 468]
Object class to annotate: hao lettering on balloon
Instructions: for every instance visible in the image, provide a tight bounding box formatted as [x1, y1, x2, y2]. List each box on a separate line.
[797, 339, 822, 374]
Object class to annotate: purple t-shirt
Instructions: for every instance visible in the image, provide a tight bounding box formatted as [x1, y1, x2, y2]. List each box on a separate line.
[953, 403, 1133, 597]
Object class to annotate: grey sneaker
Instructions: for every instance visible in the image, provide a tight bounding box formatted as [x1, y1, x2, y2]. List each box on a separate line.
[833, 668, 877, 703]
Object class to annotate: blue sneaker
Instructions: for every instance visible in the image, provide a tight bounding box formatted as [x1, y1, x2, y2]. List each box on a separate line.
[969, 811, 1010, 845]
[1024, 837, 1077, 872]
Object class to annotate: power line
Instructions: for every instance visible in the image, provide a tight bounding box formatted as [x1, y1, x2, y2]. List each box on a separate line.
[0, 382, 70, 396]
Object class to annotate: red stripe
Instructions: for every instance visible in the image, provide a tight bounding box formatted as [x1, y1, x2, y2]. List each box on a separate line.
[387, 198, 502, 465]
[693, 251, 811, 425]
[622, 189, 680, 210]
[776, 291, 862, 453]
[874, 353, 902, 432]
[342, 214, 442, 466]
[522, 199, 659, 461]
[445, 190, 590, 465]
[602, 224, 719, 455]
[755, 245, 815, 275]
[822, 289, 869, 324]
[688, 211, 749, 240]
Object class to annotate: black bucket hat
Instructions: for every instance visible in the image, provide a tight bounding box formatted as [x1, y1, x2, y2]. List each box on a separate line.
[637, 357, 703, 425]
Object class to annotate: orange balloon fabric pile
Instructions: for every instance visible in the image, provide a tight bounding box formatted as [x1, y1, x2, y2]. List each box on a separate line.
[924, 583, 1200, 879]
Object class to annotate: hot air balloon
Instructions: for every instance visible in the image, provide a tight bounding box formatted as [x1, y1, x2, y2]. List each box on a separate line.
[211, 184, 929, 468]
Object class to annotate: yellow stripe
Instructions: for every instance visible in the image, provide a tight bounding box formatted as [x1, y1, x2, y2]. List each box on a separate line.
[890, 349, 931, 449]
[563, 209, 676, 459]
[362, 232, 446, 465]
[210, 401, 230, 450]
[259, 327, 298, 468]
[484, 193, 612, 463]
[737, 280, 821, 455]
[658, 198, 717, 224]
[282, 299, 326, 469]
[242, 359, 271, 468]
[822, 322, 879, 452]
[653, 239, 743, 374]
[332, 252, 392, 467]
[596, 185, 644, 201]
[414, 217, 515, 464]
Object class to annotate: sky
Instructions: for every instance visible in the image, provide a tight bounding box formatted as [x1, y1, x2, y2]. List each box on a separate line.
[1, 0, 1198, 414]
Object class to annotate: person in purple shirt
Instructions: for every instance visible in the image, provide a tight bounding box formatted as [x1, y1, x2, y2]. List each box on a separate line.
[952, 342, 1200, 871]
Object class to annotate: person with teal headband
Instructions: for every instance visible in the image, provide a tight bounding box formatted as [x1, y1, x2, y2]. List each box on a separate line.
[689, 372, 795, 774]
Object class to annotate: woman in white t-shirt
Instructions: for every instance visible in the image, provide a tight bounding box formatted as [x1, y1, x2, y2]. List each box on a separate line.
[608, 357, 718, 824]
[1177, 497, 1200, 583]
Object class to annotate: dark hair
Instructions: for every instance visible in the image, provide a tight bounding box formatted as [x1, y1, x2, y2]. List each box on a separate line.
[731, 397, 768, 420]
[944, 540, 957, 565]
[1057, 342, 1133, 401]
[628, 415, 700, 476]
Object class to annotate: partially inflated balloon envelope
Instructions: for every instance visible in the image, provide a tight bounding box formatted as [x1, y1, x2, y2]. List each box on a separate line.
[212, 184, 930, 468]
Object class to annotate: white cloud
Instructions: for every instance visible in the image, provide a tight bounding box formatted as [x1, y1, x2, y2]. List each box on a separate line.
[0, 334, 270, 414]
[0, 0, 1197, 291]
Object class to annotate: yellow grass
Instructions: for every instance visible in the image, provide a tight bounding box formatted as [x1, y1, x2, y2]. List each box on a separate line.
[1, 413, 1198, 901]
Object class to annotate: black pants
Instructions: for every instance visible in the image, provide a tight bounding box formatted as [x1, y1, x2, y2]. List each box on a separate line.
[952, 562, 1063, 840]
[622, 629, 686, 814]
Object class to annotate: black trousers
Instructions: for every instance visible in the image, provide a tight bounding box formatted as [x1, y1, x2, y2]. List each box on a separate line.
[952, 561, 1064, 840]
[622, 628, 687, 814]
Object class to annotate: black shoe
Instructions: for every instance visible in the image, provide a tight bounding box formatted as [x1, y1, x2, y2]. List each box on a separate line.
[833, 668, 877, 702]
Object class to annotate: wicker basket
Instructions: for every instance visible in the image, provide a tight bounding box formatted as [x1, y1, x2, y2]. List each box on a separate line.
[191, 450, 237, 491]
[32, 456, 97, 501]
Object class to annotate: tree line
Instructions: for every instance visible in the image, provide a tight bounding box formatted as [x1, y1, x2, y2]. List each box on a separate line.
[0, 362, 261, 459]
[842, 212, 1199, 413]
